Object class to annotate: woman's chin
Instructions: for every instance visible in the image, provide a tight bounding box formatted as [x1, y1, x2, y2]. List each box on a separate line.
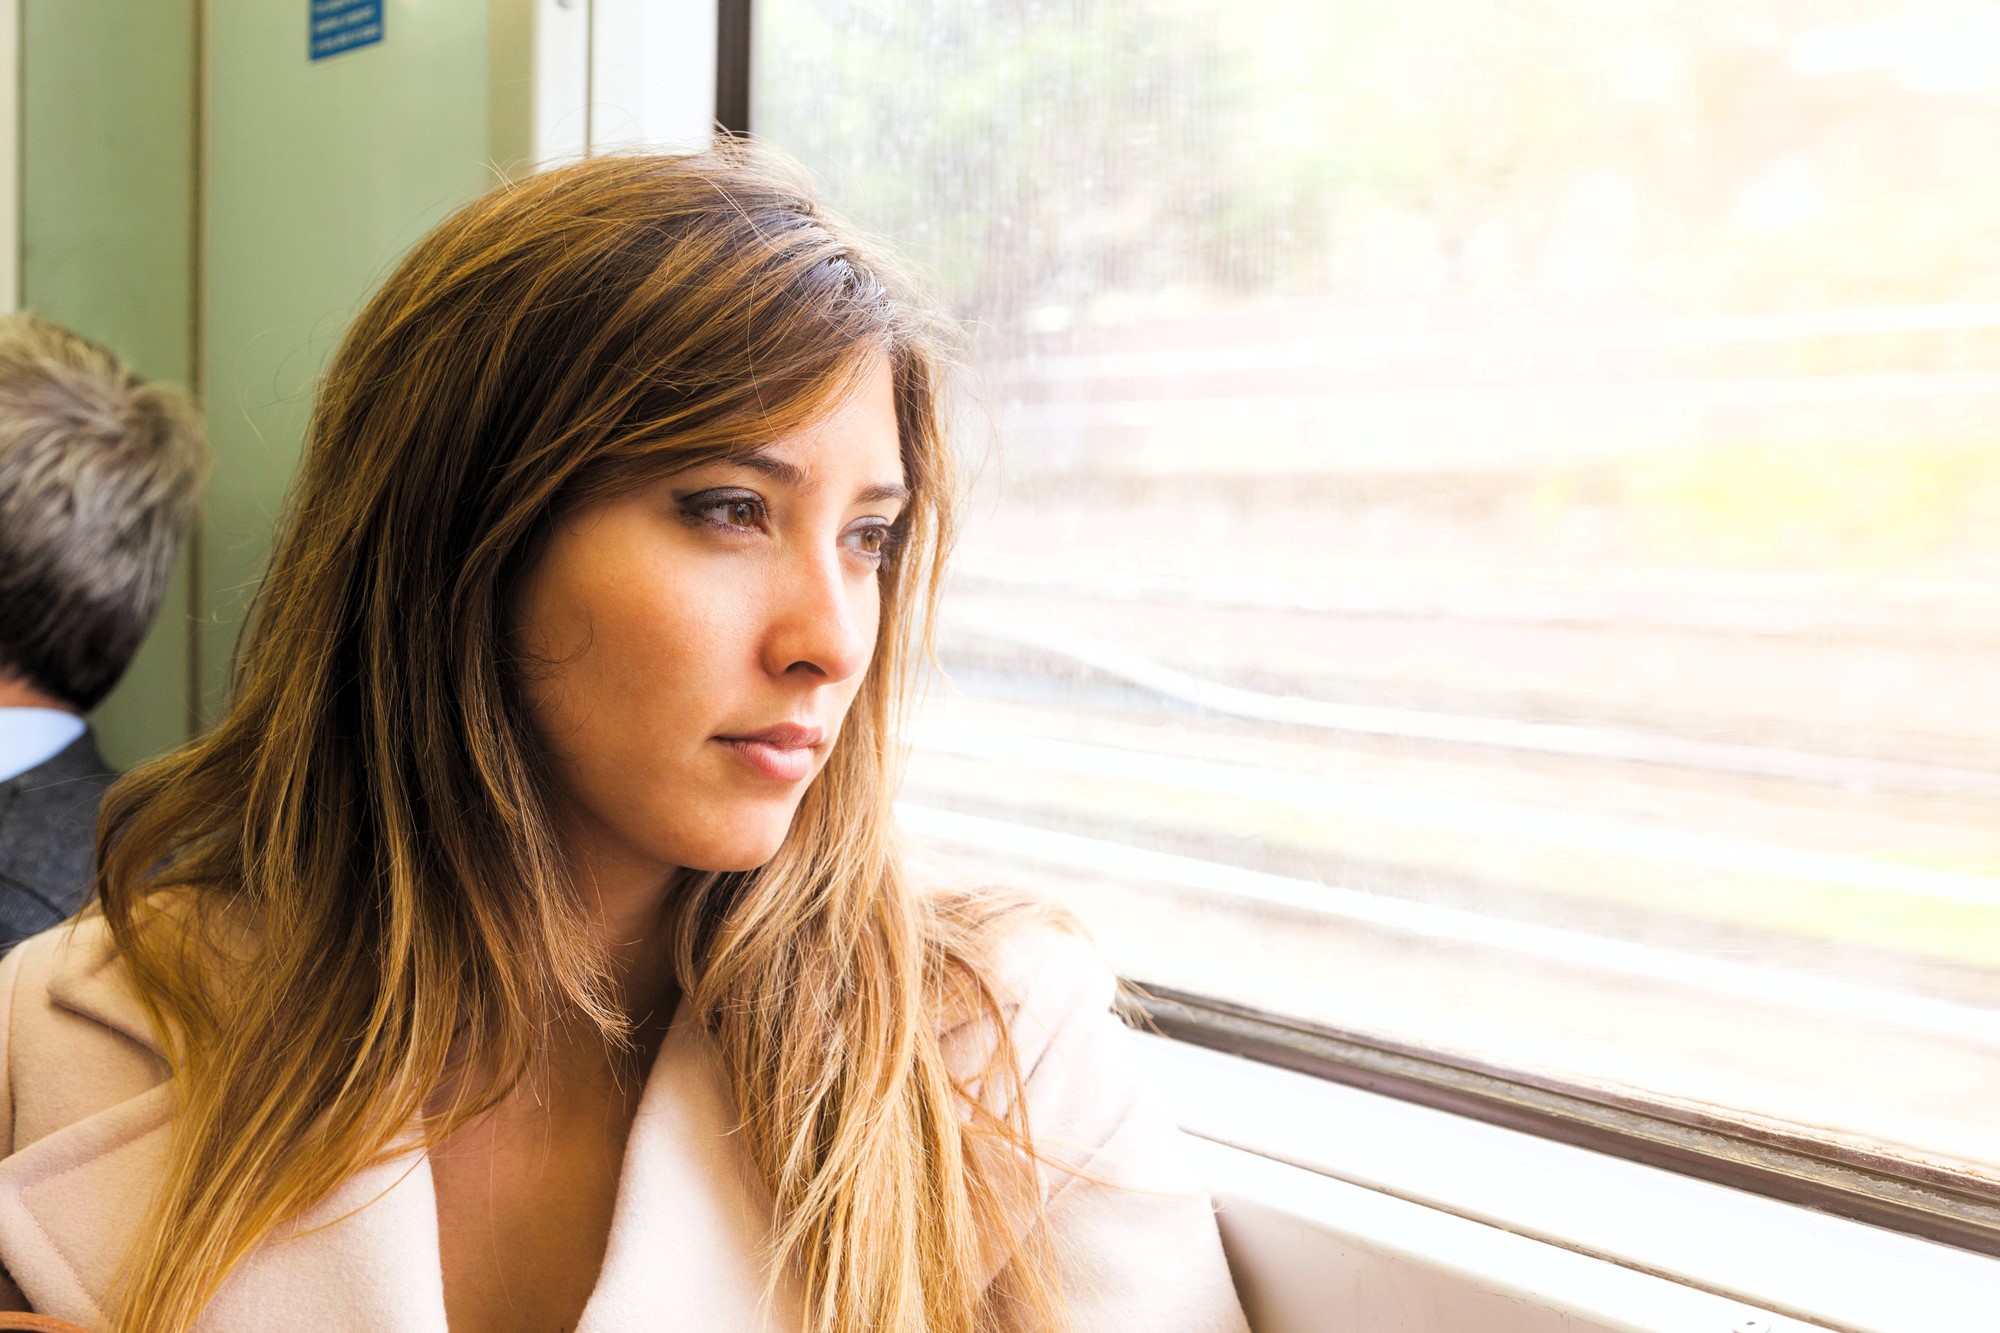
[663, 818, 796, 875]
[680, 847, 783, 874]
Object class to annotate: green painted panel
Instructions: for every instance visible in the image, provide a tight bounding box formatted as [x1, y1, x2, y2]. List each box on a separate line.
[20, 0, 197, 768]
[199, 0, 494, 717]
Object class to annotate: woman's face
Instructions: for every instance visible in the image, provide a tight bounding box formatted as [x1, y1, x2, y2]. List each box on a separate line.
[513, 355, 907, 883]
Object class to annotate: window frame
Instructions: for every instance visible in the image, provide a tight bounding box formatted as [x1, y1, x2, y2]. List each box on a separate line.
[715, 0, 751, 136]
[724, 0, 2000, 1267]
[1142, 1032, 2000, 1331]
[1128, 984, 2000, 1261]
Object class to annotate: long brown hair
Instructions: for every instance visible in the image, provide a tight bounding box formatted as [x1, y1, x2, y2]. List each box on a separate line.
[94, 146, 1063, 1332]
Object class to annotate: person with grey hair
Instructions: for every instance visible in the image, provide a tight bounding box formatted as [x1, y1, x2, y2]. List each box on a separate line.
[0, 313, 207, 951]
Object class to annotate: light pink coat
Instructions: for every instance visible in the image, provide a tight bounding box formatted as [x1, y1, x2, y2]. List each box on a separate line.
[0, 916, 1249, 1331]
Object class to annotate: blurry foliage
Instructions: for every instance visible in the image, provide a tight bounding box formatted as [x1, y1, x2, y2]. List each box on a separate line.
[758, 0, 1247, 336]
[760, 0, 2000, 333]
[760, 0, 2000, 571]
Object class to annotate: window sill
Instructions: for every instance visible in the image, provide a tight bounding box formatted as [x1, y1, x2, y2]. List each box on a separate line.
[1135, 1033, 2000, 1333]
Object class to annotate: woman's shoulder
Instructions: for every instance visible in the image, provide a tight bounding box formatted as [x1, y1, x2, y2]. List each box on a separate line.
[1, 911, 141, 1036]
[0, 912, 172, 1155]
[933, 911, 1146, 1134]
[2, 891, 231, 1052]
[976, 923, 1120, 1059]
[934, 908, 1252, 1330]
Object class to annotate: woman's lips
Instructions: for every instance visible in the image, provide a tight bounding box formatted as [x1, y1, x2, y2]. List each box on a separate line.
[713, 724, 823, 782]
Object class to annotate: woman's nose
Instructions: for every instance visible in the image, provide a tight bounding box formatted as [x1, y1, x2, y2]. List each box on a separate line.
[762, 544, 873, 683]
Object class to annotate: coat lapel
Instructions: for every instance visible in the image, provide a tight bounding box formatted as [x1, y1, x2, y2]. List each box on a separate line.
[197, 1148, 449, 1331]
[0, 1080, 175, 1326]
[0, 923, 449, 1331]
[0, 921, 176, 1327]
[579, 1008, 804, 1333]
[0, 921, 801, 1330]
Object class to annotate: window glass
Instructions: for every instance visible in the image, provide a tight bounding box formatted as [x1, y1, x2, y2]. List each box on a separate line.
[756, 0, 2000, 1185]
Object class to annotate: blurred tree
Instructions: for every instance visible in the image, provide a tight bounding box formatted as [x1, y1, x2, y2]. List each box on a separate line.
[760, 0, 2000, 327]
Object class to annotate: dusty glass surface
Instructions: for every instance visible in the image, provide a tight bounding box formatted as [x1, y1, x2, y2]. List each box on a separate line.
[756, 0, 2000, 1183]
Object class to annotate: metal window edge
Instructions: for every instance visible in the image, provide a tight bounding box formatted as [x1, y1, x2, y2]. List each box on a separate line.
[1126, 998, 2000, 1332]
[1122, 982, 2000, 1258]
[715, 0, 750, 135]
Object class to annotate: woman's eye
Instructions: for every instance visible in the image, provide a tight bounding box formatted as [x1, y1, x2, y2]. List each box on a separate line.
[684, 492, 766, 533]
[843, 521, 898, 565]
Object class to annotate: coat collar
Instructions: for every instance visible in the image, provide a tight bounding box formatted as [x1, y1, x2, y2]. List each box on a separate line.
[0, 918, 804, 1331]
[43, 918, 161, 1055]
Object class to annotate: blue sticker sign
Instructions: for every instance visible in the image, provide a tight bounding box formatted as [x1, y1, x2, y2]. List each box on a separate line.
[310, 0, 383, 61]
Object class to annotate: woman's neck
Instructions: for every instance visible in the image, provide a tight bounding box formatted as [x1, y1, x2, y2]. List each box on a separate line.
[565, 837, 685, 1031]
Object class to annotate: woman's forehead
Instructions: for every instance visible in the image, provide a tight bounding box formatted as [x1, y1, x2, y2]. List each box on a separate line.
[716, 359, 907, 495]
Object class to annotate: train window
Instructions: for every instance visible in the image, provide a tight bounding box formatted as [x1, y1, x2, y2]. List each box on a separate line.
[748, 0, 2000, 1247]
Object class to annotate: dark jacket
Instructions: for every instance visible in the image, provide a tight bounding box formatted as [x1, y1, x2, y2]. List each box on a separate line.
[0, 729, 115, 952]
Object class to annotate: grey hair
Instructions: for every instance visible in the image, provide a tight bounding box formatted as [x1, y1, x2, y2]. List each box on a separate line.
[0, 314, 208, 711]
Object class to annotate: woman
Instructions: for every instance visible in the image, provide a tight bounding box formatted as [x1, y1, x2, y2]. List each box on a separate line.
[0, 148, 1247, 1332]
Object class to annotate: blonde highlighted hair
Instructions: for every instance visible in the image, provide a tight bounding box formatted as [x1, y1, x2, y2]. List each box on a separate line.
[94, 147, 1064, 1332]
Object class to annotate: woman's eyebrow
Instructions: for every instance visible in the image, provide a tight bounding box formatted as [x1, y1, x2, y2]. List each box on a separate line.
[733, 448, 810, 489]
[856, 481, 911, 506]
[732, 447, 908, 506]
